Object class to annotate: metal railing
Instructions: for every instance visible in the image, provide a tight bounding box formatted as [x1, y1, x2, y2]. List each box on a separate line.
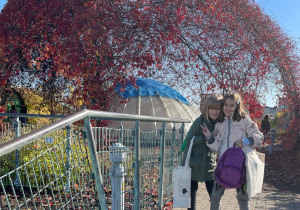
[0, 110, 190, 209]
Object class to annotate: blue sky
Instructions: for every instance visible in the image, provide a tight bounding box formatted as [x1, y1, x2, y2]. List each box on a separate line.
[255, 0, 300, 50]
[0, 0, 299, 106]
[0, 0, 5, 11]
[254, 0, 300, 106]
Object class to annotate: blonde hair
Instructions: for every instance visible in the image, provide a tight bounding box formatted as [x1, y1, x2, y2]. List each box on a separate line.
[201, 94, 223, 122]
[219, 92, 246, 122]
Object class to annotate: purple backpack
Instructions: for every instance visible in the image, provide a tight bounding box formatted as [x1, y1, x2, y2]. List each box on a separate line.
[214, 145, 246, 188]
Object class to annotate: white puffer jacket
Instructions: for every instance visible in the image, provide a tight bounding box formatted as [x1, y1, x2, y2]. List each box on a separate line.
[207, 115, 263, 158]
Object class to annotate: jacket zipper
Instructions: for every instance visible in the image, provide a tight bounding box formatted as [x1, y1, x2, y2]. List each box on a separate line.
[227, 117, 231, 149]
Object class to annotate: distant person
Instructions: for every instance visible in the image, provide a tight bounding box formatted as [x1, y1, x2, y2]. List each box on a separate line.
[10, 105, 18, 129]
[260, 115, 271, 144]
[20, 104, 27, 125]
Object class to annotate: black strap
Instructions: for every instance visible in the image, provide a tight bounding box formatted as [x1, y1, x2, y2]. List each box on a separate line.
[237, 185, 246, 195]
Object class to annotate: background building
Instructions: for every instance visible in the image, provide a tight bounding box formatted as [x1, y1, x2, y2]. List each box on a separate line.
[263, 106, 278, 119]
[277, 99, 288, 111]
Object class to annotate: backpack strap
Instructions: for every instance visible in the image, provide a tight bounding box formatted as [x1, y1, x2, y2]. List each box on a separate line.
[237, 184, 246, 195]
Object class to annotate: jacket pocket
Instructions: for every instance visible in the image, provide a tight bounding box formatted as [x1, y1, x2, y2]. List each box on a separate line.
[190, 151, 205, 168]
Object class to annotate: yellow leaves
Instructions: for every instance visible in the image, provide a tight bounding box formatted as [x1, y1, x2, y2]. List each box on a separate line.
[77, 99, 84, 107]
[24, 90, 51, 124]
[67, 84, 74, 92]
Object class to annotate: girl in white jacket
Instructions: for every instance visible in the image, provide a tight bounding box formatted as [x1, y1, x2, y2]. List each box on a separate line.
[201, 92, 263, 210]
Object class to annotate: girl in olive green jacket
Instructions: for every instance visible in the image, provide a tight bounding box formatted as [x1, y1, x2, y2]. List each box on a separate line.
[181, 94, 222, 210]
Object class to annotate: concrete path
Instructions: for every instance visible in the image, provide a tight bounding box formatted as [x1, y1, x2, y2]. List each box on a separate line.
[174, 143, 300, 209]
[174, 182, 300, 209]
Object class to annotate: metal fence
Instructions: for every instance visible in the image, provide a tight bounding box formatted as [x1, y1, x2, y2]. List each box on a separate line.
[0, 110, 189, 210]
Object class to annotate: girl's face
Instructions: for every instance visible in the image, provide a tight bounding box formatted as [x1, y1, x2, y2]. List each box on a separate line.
[208, 107, 220, 120]
[223, 98, 237, 117]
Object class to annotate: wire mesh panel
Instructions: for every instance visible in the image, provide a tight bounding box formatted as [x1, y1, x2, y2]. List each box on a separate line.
[92, 127, 133, 209]
[0, 129, 100, 210]
[92, 126, 183, 210]
[122, 128, 135, 209]
[0, 117, 186, 210]
[0, 122, 49, 145]
[161, 129, 182, 207]
[93, 127, 117, 191]
[0, 123, 14, 144]
[139, 130, 161, 209]
[0, 123, 67, 187]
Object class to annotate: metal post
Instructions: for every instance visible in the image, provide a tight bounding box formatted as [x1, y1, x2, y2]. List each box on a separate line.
[110, 143, 126, 210]
[268, 128, 276, 155]
[179, 123, 185, 164]
[133, 120, 140, 210]
[14, 119, 21, 188]
[84, 117, 108, 210]
[119, 125, 123, 144]
[158, 122, 166, 209]
[169, 125, 176, 187]
[65, 125, 71, 192]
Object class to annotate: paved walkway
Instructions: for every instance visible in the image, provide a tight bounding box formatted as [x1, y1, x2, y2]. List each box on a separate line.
[174, 143, 300, 209]
[174, 182, 300, 209]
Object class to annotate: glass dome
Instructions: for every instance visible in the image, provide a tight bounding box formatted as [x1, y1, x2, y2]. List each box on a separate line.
[109, 78, 201, 135]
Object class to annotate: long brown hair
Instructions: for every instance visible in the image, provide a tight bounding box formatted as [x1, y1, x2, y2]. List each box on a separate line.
[218, 92, 246, 122]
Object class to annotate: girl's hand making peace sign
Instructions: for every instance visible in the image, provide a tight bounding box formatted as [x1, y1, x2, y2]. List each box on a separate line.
[200, 123, 211, 138]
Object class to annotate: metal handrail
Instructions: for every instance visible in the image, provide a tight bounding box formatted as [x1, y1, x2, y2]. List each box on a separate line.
[0, 109, 190, 157]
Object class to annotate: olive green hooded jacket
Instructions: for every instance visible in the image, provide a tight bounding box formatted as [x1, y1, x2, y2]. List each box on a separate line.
[181, 115, 217, 182]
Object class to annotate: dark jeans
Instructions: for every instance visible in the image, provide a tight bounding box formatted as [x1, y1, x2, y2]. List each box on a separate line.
[263, 132, 268, 144]
[189, 180, 214, 210]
